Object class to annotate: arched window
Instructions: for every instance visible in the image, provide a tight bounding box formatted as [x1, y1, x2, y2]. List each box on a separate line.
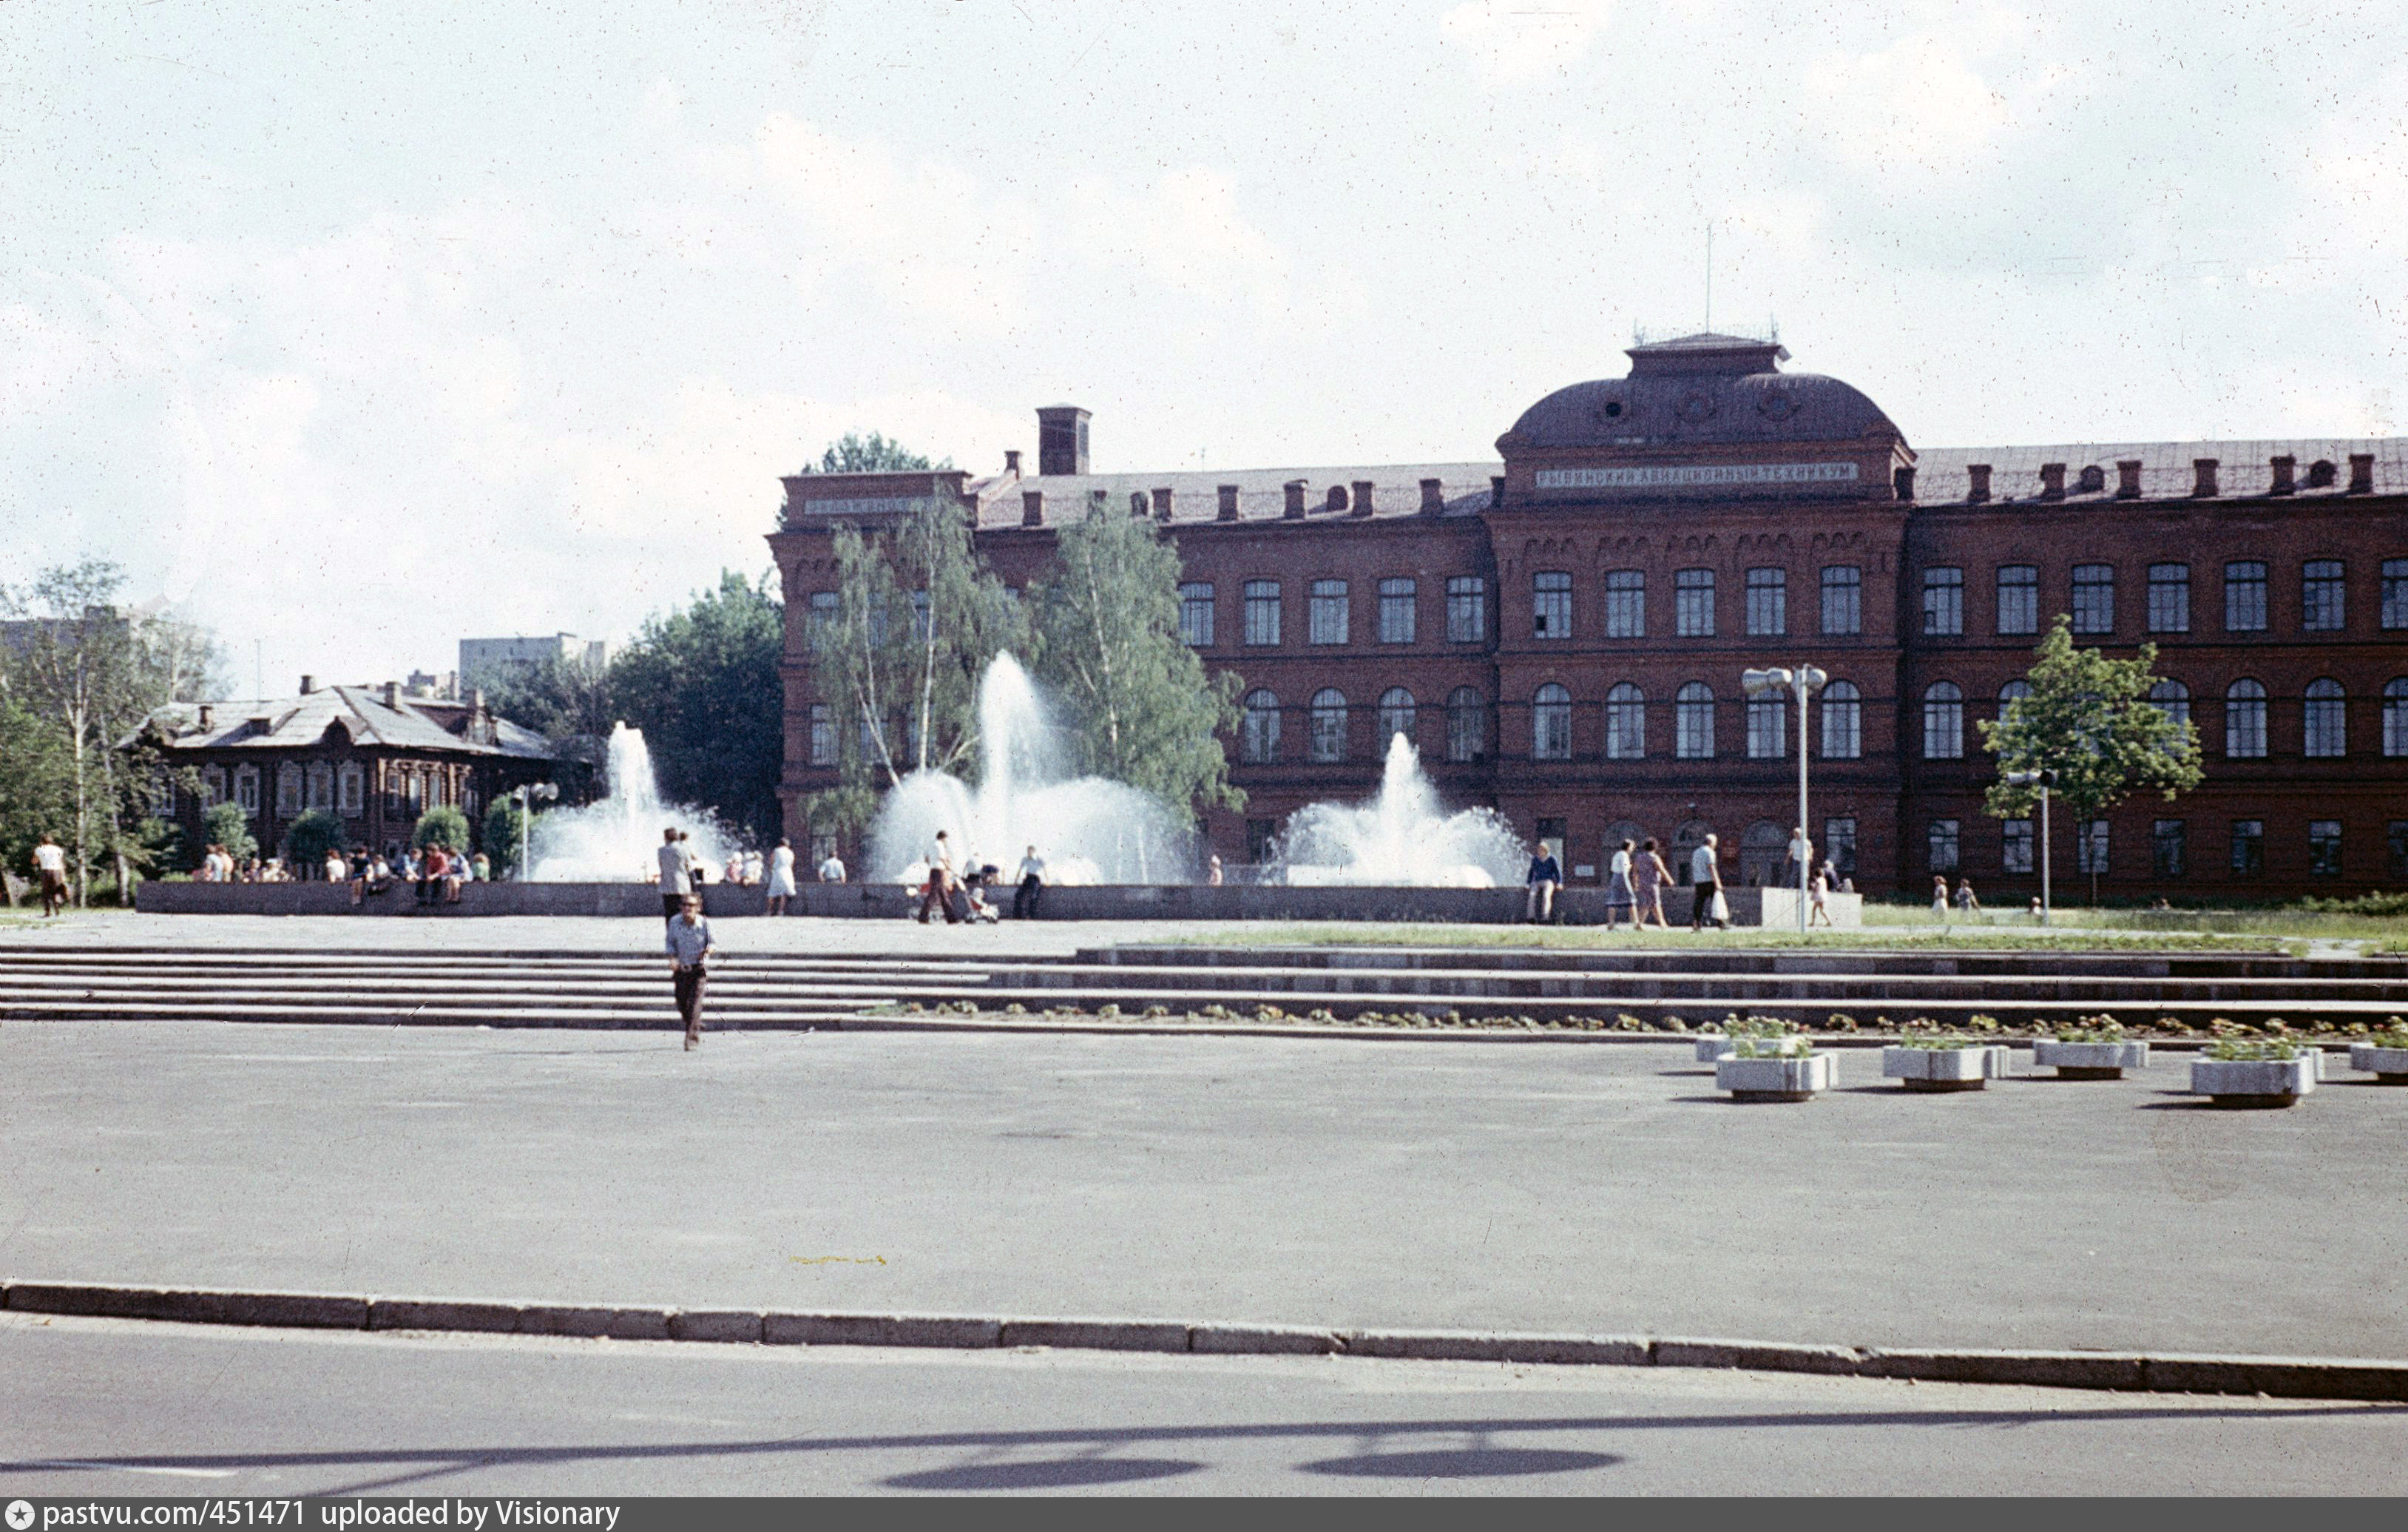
[1308, 688, 1349, 763]
[1922, 681, 1964, 760]
[2225, 678, 2267, 758]
[1820, 680, 1861, 760]
[2384, 678, 2408, 759]
[2304, 678, 2347, 758]
[1532, 683, 1572, 760]
[2146, 678, 2188, 728]
[1746, 690, 1786, 759]
[1241, 689, 1281, 763]
[1604, 682, 1646, 760]
[1376, 687, 1416, 749]
[1673, 818, 1712, 864]
[1998, 678, 2032, 721]
[1739, 820, 1788, 886]
[1446, 687, 1486, 763]
[1674, 683, 1715, 760]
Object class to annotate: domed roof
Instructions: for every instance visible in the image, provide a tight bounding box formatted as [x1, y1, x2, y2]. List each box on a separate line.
[1501, 334, 1902, 453]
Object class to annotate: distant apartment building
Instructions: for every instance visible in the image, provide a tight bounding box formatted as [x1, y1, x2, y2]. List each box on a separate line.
[459, 634, 609, 682]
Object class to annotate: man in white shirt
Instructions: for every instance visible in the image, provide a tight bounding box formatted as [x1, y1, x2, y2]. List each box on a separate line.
[1013, 845, 1046, 920]
[919, 830, 957, 922]
[817, 851, 846, 884]
[33, 832, 69, 917]
[1689, 834, 1726, 931]
[657, 827, 689, 925]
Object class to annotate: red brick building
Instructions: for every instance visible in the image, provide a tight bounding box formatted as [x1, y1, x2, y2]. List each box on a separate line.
[768, 335, 2408, 900]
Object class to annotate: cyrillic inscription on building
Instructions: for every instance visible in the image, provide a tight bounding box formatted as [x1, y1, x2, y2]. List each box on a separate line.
[802, 496, 922, 516]
[1535, 462, 1861, 489]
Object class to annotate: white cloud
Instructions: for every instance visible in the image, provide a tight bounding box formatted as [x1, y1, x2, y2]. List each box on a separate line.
[1802, 33, 2018, 172]
[1438, 1, 1612, 86]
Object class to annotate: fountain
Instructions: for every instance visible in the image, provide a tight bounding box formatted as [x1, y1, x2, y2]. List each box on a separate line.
[1277, 732, 1526, 887]
[527, 722, 737, 882]
[864, 654, 1194, 884]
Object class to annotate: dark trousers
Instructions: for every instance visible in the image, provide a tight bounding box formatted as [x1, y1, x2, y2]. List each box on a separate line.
[1014, 875, 1042, 919]
[919, 875, 955, 923]
[662, 893, 686, 923]
[674, 965, 707, 1038]
[417, 876, 439, 905]
[1691, 877, 1719, 929]
[40, 871, 67, 916]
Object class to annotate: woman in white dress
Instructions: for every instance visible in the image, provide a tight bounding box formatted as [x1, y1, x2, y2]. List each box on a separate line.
[764, 837, 799, 916]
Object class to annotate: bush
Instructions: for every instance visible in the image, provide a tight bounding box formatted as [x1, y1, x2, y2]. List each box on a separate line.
[412, 806, 471, 852]
[481, 800, 530, 877]
[198, 801, 257, 866]
[283, 811, 345, 875]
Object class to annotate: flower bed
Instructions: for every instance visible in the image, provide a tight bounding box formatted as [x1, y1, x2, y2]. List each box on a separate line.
[2191, 1040, 2317, 1108]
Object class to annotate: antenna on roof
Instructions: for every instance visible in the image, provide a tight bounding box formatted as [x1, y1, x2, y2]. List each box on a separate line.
[1702, 220, 1713, 333]
[1768, 314, 1779, 345]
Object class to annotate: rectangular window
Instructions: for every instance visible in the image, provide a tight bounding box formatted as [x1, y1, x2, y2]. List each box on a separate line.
[1824, 817, 1858, 879]
[2071, 563, 2114, 635]
[2309, 820, 2343, 879]
[1674, 568, 1715, 638]
[1177, 581, 1216, 647]
[908, 589, 930, 641]
[1377, 578, 1416, 644]
[337, 766, 363, 816]
[1308, 579, 1349, 645]
[2230, 819, 2264, 877]
[1922, 567, 1964, 636]
[2384, 559, 2408, 630]
[1995, 565, 2037, 636]
[1446, 577, 1487, 643]
[1535, 817, 1567, 869]
[1532, 571, 1572, 639]
[1604, 570, 1645, 638]
[808, 704, 834, 766]
[2147, 563, 2190, 634]
[2225, 561, 2267, 632]
[1819, 684, 1861, 760]
[1927, 820, 1961, 874]
[2390, 820, 2408, 881]
[807, 590, 839, 640]
[1242, 579, 1281, 647]
[1820, 565, 1861, 636]
[2077, 818, 2110, 876]
[2302, 559, 2345, 632]
[1245, 819, 1279, 865]
[2153, 819, 2187, 879]
[2002, 818, 2035, 874]
[236, 770, 260, 813]
[1746, 696, 1785, 759]
[1745, 567, 1786, 637]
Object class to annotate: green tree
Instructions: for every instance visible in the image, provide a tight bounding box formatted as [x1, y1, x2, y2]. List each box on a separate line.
[482, 799, 530, 877]
[804, 499, 1026, 837]
[411, 805, 472, 853]
[466, 653, 613, 745]
[799, 432, 950, 475]
[609, 570, 787, 845]
[1980, 615, 2203, 904]
[1027, 503, 1244, 827]
[198, 800, 259, 866]
[285, 809, 346, 874]
[0, 697, 75, 890]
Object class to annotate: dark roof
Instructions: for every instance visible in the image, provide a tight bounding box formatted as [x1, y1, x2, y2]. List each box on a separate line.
[126, 685, 558, 760]
[1503, 370, 1901, 452]
[1913, 440, 2408, 502]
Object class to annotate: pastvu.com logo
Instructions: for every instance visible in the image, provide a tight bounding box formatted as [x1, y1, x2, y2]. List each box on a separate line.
[6, 1498, 35, 1531]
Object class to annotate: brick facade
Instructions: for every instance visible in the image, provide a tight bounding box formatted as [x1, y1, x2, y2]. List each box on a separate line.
[770, 335, 2408, 900]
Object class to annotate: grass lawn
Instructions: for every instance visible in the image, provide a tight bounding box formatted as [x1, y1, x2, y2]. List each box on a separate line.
[1160, 922, 2298, 954]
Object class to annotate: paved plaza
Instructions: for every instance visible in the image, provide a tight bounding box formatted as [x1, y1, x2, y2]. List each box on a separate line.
[4, 1020, 2405, 1360]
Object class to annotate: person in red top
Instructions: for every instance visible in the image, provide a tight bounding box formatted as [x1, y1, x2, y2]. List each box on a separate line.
[416, 845, 448, 906]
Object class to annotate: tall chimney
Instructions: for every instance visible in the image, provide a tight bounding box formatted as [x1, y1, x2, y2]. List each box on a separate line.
[2037, 462, 2066, 502]
[2267, 454, 2296, 496]
[1283, 480, 1308, 520]
[2115, 459, 2142, 499]
[2192, 458, 2220, 498]
[1004, 449, 1022, 476]
[1021, 489, 1044, 527]
[1151, 487, 1173, 521]
[1035, 405, 1090, 476]
[2349, 453, 2375, 494]
[299, 675, 316, 695]
[1217, 484, 1240, 522]
[1419, 478, 1444, 514]
[470, 688, 485, 713]
[1490, 476, 1506, 509]
[1966, 464, 1992, 503]
[197, 703, 215, 731]
[381, 681, 399, 709]
[1350, 479, 1376, 518]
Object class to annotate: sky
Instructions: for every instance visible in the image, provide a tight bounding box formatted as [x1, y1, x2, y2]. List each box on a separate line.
[4, 0, 2404, 696]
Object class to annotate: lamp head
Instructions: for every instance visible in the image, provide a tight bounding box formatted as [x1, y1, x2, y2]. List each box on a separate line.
[1742, 667, 1793, 700]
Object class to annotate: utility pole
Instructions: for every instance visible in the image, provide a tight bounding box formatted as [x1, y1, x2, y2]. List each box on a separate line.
[2006, 769, 2060, 924]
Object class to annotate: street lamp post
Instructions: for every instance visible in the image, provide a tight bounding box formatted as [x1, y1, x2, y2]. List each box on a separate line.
[515, 781, 558, 881]
[2004, 769, 2060, 924]
[1743, 664, 1829, 934]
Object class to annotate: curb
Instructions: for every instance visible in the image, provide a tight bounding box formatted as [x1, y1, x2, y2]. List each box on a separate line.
[8, 1280, 2407, 1403]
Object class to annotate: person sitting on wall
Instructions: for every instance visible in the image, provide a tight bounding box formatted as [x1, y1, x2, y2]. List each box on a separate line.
[1525, 843, 1562, 925]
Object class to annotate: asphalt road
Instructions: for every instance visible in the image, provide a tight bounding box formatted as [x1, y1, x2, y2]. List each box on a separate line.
[5, 1024, 2407, 1359]
[3, 1314, 2401, 1496]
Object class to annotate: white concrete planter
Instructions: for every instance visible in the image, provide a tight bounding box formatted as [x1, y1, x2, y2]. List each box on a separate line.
[2032, 1039, 2149, 1079]
[1881, 1046, 1998, 1092]
[1717, 1053, 1833, 1102]
[2190, 1056, 2316, 1107]
[1694, 1035, 1802, 1062]
[2347, 1044, 2408, 1083]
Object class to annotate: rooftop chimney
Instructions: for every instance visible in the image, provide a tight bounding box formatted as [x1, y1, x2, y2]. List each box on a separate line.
[2349, 453, 2375, 494]
[1490, 476, 1506, 510]
[1284, 480, 1308, 520]
[382, 681, 399, 709]
[1350, 479, 1376, 518]
[2116, 459, 2142, 499]
[469, 688, 485, 713]
[1151, 487, 1173, 521]
[1035, 406, 1090, 476]
[1419, 478, 1445, 515]
[197, 703, 215, 731]
[1217, 484, 1240, 522]
[1004, 449, 1022, 476]
[299, 675, 316, 695]
[2037, 462, 2066, 502]
[2192, 458, 2219, 498]
[1021, 489, 1044, 527]
[1966, 464, 1992, 503]
[1893, 465, 1916, 502]
[2268, 455, 2296, 496]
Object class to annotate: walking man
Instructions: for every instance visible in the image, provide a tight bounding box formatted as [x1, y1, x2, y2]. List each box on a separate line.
[1013, 844, 1046, 920]
[1523, 840, 1561, 925]
[32, 831, 68, 917]
[666, 893, 714, 1050]
[657, 827, 689, 925]
[919, 830, 957, 923]
[1689, 833, 1726, 931]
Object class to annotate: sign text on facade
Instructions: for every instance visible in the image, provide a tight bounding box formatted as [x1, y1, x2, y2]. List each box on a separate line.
[1535, 462, 1861, 490]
